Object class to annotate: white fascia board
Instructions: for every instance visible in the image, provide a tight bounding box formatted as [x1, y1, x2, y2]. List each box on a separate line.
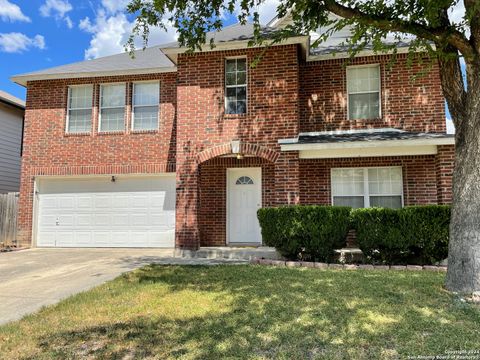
[162, 36, 309, 56]
[308, 44, 436, 62]
[11, 66, 178, 87]
[299, 145, 439, 159]
[280, 137, 455, 152]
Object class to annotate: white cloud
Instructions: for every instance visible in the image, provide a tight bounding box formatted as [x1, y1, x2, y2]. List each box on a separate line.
[0, 0, 30, 22]
[40, 0, 73, 28]
[0, 33, 45, 53]
[256, 0, 280, 25]
[101, 0, 130, 14]
[448, 0, 465, 25]
[79, 7, 177, 60]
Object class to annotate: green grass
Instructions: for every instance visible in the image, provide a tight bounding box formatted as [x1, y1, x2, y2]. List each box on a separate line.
[1, 265, 479, 359]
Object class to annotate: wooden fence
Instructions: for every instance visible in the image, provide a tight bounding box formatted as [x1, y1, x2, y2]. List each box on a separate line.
[0, 192, 19, 247]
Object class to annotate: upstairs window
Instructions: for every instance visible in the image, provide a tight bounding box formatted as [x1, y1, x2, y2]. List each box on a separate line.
[66, 85, 93, 133]
[99, 83, 126, 132]
[132, 82, 160, 131]
[331, 167, 403, 209]
[347, 65, 380, 120]
[225, 58, 247, 114]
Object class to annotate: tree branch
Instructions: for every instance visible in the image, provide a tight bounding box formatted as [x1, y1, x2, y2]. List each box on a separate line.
[322, 0, 476, 60]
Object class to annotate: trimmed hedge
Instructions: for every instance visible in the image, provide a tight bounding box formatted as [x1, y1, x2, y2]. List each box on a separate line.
[351, 205, 450, 265]
[258, 205, 450, 265]
[257, 205, 351, 262]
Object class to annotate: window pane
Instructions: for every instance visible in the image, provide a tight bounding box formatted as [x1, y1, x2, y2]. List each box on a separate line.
[133, 106, 158, 130]
[226, 72, 236, 86]
[237, 100, 246, 114]
[68, 109, 91, 133]
[370, 196, 402, 209]
[134, 82, 159, 106]
[331, 168, 364, 196]
[236, 71, 246, 85]
[226, 60, 236, 72]
[225, 58, 247, 115]
[101, 84, 125, 107]
[237, 59, 246, 71]
[236, 87, 246, 100]
[333, 196, 364, 208]
[347, 66, 379, 93]
[368, 167, 402, 195]
[69, 86, 93, 109]
[226, 87, 236, 99]
[100, 108, 124, 131]
[349, 92, 380, 119]
[226, 100, 237, 114]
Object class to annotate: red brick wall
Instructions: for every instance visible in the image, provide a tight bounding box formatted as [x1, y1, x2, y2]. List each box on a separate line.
[300, 54, 446, 133]
[17, 73, 177, 246]
[299, 156, 442, 206]
[175, 45, 301, 248]
[199, 157, 275, 246]
[436, 145, 455, 204]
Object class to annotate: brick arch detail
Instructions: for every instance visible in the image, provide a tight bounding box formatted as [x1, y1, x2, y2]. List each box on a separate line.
[196, 142, 280, 164]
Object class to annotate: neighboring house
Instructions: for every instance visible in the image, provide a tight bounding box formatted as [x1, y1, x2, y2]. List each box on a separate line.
[0, 90, 24, 194]
[11, 18, 454, 249]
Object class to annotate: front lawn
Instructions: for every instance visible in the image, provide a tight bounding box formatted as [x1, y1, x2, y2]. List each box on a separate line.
[1, 266, 479, 359]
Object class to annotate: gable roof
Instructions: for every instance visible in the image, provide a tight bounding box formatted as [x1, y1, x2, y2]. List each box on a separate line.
[11, 46, 176, 86]
[0, 90, 25, 109]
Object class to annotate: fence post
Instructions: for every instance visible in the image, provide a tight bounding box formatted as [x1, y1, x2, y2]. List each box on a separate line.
[0, 192, 19, 247]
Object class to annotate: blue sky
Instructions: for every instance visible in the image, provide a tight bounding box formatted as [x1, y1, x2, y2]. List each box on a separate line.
[0, 0, 460, 132]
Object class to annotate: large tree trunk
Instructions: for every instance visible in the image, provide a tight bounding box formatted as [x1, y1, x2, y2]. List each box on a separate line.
[446, 109, 480, 293]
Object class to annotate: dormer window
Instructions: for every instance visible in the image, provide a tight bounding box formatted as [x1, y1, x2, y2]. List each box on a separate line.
[225, 58, 247, 115]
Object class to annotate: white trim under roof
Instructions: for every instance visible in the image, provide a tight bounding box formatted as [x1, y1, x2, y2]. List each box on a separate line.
[11, 66, 177, 87]
[161, 36, 310, 64]
[279, 131, 455, 159]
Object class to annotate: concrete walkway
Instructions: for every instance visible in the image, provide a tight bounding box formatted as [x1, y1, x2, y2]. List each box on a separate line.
[0, 248, 246, 325]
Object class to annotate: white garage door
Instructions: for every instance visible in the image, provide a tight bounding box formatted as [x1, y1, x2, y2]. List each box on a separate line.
[36, 175, 176, 248]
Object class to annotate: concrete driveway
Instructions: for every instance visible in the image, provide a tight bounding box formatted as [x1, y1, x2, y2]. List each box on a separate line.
[0, 248, 241, 325]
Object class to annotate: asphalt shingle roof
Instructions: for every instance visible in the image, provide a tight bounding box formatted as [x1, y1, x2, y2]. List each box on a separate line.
[0, 90, 25, 109]
[295, 130, 454, 144]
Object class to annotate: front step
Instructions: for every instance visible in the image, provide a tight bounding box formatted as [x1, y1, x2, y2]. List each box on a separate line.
[177, 246, 281, 261]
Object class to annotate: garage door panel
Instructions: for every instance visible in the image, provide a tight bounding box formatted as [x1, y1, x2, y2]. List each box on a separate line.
[77, 214, 93, 226]
[55, 232, 75, 247]
[36, 175, 175, 248]
[77, 196, 93, 208]
[94, 195, 112, 208]
[150, 231, 175, 247]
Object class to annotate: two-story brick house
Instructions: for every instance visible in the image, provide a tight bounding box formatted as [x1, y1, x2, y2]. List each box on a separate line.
[11, 20, 454, 250]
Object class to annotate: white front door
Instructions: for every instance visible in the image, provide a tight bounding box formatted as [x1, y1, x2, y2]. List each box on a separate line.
[227, 168, 262, 244]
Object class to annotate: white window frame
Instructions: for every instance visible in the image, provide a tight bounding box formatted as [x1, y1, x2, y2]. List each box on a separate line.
[98, 82, 126, 133]
[346, 64, 382, 120]
[131, 81, 160, 131]
[225, 56, 248, 115]
[330, 166, 404, 208]
[65, 84, 93, 134]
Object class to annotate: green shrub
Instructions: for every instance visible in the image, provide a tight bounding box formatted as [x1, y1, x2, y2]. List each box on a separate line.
[257, 205, 351, 262]
[351, 205, 450, 265]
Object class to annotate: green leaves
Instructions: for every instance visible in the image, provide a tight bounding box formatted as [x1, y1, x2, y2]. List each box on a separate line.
[257, 205, 351, 262]
[351, 205, 451, 265]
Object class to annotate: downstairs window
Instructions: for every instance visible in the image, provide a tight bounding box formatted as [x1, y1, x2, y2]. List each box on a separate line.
[331, 167, 403, 209]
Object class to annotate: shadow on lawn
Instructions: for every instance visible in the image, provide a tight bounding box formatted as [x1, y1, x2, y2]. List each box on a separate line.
[33, 266, 476, 360]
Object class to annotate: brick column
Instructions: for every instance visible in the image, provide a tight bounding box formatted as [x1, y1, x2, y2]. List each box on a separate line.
[274, 151, 300, 205]
[16, 165, 34, 247]
[435, 144, 455, 204]
[175, 156, 200, 250]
